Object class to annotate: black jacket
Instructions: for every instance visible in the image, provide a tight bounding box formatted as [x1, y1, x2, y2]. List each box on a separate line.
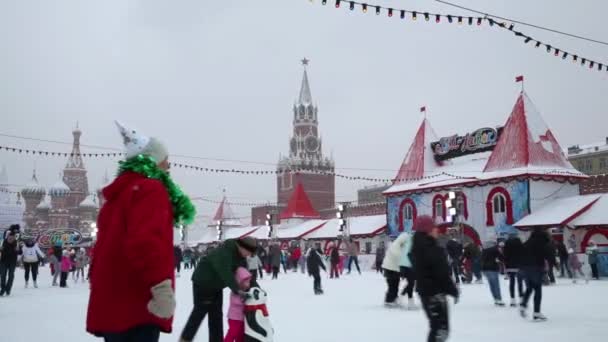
[463, 244, 480, 260]
[411, 232, 458, 298]
[522, 230, 552, 269]
[174, 246, 183, 262]
[556, 241, 568, 259]
[307, 249, 327, 275]
[0, 240, 19, 264]
[481, 245, 503, 272]
[503, 237, 525, 269]
[446, 239, 463, 260]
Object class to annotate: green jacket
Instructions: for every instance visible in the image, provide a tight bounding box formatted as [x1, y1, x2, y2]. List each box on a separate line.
[192, 239, 247, 293]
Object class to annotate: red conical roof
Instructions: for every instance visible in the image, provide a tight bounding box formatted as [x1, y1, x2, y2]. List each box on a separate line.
[280, 183, 321, 220]
[484, 92, 571, 172]
[393, 118, 441, 184]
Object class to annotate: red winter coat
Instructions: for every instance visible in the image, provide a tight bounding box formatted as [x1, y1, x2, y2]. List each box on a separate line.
[86, 171, 175, 335]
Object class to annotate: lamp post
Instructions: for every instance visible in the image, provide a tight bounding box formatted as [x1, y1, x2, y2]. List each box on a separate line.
[445, 189, 463, 243]
[337, 202, 350, 239]
[216, 220, 223, 241]
[90, 222, 98, 241]
[265, 212, 276, 240]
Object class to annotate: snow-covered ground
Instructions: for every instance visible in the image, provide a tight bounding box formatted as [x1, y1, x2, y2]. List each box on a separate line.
[1, 266, 607, 341]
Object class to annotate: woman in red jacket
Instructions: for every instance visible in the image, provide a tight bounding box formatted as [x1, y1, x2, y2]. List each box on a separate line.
[86, 121, 195, 342]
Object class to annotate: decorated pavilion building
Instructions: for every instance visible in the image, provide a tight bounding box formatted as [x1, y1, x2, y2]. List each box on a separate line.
[383, 91, 588, 247]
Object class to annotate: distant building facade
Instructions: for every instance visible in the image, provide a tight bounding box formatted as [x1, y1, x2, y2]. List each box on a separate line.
[568, 138, 608, 194]
[21, 127, 100, 237]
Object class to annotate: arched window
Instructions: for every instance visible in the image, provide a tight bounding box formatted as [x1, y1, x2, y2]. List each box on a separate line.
[398, 198, 417, 232]
[493, 194, 506, 213]
[404, 204, 414, 220]
[486, 187, 514, 226]
[456, 196, 465, 216]
[435, 199, 444, 219]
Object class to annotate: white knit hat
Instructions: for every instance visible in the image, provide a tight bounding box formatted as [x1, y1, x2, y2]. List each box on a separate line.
[115, 121, 168, 163]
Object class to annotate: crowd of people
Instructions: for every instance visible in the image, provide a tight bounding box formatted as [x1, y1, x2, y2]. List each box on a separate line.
[0, 224, 92, 296]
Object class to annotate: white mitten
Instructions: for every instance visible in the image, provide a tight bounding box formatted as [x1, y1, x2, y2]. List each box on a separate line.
[147, 279, 176, 319]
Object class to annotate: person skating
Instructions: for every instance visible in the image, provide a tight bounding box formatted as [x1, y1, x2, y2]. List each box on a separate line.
[74, 248, 87, 283]
[50, 243, 63, 286]
[399, 231, 416, 309]
[556, 240, 572, 278]
[330, 244, 340, 279]
[568, 248, 588, 283]
[586, 241, 600, 280]
[519, 228, 552, 322]
[346, 238, 361, 275]
[291, 245, 302, 273]
[21, 238, 45, 288]
[257, 245, 267, 279]
[307, 246, 327, 295]
[269, 244, 281, 279]
[0, 232, 20, 296]
[87, 122, 195, 341]
[375, 242, 386, 274]
[546, 240, 558, 284]
[481, 240, 505, 306]
[180, 237, 257, 342]
[60, 249, 73, 288]
[174, 245, 184, 278]
[224, 267, 252, 342]
[503, 234, 525, 307]
[410, 216, 459, 342]
[463, 243, 482, 283]
[446, 237, 463, 284]
[246, 253, 263, 285]
[382, 233, 413, 308]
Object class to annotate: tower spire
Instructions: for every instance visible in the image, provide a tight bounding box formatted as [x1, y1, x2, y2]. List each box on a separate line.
[298, 58, 313, 105]
[66, 126, 85, 169]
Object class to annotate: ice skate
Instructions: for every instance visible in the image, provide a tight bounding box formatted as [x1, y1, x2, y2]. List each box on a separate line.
[33, 281, 38, 288]
[519, 305, 528, 318]
[475, 279, 483, 284]
[25, 281, 28, 288]
[495, 300, 506, 307]
[384, 301, 400, 308]
[510, 298, 517, 307]
[533, 313, 548, 322]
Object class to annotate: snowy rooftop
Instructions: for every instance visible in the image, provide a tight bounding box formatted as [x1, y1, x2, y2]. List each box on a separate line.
[569, 194, 608, 227]
[568, 140, 608, 157]
[514, 194, 601, 228]
[304, 215, 386, 239]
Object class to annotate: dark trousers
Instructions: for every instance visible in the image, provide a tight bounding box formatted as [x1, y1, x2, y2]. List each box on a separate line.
[376, 261, 383, 274]
[258, 267, 264, 280]
[522, 268, 543, 313]
[249, 270, 258, 286]
[312, 272, 322, 292]
[0, 262, 16, 295]
[181, 284, 224, 342]
[330, 263, 340, 279]
[450, 259, 461, 284]
[103, 325, 161, 342]
[508, 271, 524, 299]
[24, 261, 40, 282]
[384, 269, 400, 303]
[272, 266, 279, 279]
[175, 261, 181, 274]
[472, 258, 482, 281]
[348, 256, 361, 274]
[547, 263, 556, 283]
[60, 271, 69, 288]
[590, 264, 599, 279]
[421, 294, 449, 342]
[559, 257, 572, 278]
[400, 267, 415, 299]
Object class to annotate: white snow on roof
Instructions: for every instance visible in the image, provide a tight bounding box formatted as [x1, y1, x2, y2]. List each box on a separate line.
[569, 194, 608, 227]
[514, 194, 601, 227]
[385, 151, 585, 195]
[568, 141, 608, 157]
[277, 219, 327, 239]
[223, 226, 260, 240]
[79, 195, 98, 208]
[305, 215, 386, 239]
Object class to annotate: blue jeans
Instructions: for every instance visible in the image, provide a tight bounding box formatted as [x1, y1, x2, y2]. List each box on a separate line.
[483, 271, 502, 301]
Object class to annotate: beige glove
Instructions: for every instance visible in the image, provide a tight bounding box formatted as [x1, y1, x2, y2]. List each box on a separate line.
[147, 279, 176, 319]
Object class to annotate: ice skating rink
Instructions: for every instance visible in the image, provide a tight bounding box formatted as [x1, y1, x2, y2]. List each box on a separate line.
[1, 267, 606, 341]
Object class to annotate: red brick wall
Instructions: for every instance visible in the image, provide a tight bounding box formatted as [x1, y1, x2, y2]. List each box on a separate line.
[580, 175, 608, 194]
[277, 172, 335, 213]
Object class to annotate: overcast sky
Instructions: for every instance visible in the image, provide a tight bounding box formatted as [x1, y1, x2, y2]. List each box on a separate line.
[1, 0, 607, 221]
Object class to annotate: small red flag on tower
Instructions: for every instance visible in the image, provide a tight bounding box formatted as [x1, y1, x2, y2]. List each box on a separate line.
[515, 75, 524, 82]
[420, 106, 426, 113]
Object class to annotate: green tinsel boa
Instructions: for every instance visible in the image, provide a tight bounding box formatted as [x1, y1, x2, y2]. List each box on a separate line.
[118, 155, 196, 226]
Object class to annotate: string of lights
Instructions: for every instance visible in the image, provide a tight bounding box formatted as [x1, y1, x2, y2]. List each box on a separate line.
[313, 1, 608, 73]
[0, 144, 587, 184]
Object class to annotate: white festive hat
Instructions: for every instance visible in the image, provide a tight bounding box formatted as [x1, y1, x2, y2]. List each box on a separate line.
[115, 121, 168, 163]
